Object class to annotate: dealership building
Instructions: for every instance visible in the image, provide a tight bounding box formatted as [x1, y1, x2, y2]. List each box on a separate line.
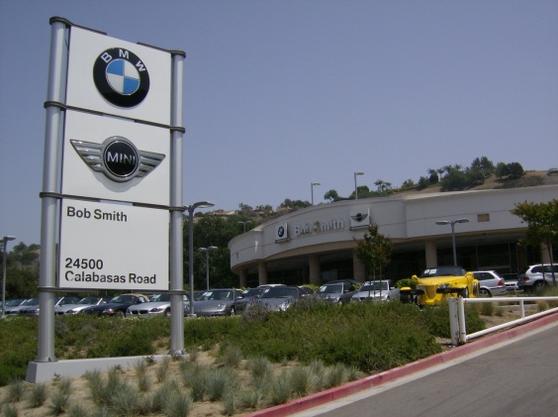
[228, 185, 558, 287]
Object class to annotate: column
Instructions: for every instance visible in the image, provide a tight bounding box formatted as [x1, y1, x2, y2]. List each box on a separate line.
[352, 250, 366, 282]
[541, 242, 552, 264]
[239, 269, 247, 288]
[425, 240, 438, 268]
[258, 262, 268, 285]
[309, 255, 321, 285]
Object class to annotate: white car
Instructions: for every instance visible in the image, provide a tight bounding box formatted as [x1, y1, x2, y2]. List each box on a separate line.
[351, 280, 399, 302]
[518, 264, 558, 290]
[472, 271, 508, 297]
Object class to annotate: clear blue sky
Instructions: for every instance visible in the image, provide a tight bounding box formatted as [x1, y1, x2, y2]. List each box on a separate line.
[1, 0, 557, 246]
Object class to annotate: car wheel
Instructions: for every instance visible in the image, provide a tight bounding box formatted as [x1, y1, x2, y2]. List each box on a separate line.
[230, 307, 236, 316]
[479, 288, 491, 297]
[165, 309, 171, 317]
[534, 281, 546, 291]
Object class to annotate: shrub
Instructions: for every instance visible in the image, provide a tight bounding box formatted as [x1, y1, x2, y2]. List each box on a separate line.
[247, 357, 273, 384]
[68, 403, 88, 417]
[289, 367, 311, 397]
[110, 383, 142, 417]
[156, 357, 171, 383]
[1, 404, 17, 417]
[48, 391, 70, 416]
[5, 380, 25, 403]
[28, 383, 48, 408]
[151, 380, 180, 413]
[219, 345, 243, 368]
[222, 390, 236, 416]
[206, 369, 235, 402]
[268, 371, 292, 406]
[164, 391, 191, 417]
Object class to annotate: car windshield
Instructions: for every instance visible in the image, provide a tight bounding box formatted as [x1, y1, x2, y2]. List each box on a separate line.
[110, 295, 138, 304]
[78, 297, 100, 305]
[261, 287, 299, 299]
[21, 298, 39, 306]
[244, 288, 263, 297]
[319, 284, 343, 294]
[151, 294, 171, 302]
[421, 266, 465, 278]
[200, 290, 233, 301]
[6, 299, 24, 307]
[361, 282, 388, 291]
[58, 297, 79, 305]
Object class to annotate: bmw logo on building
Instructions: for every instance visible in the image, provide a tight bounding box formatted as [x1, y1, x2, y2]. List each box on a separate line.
[93, 48, 150, 108]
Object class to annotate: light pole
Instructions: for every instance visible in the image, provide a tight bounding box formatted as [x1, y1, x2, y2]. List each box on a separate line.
[310, 182, 320, 205]
[354, 172, 364, 199]
[435, 219, 469, 266]
[238, 221, 250, 233]
[199, 246, 218, 291]
[185, 202, 214, 316]
[2, 235, 16, 319]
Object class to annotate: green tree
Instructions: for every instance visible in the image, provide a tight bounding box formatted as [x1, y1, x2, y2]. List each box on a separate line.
[512, 199, 558, 285]
[355, 223, 392, 283]
[324, 189, 340, 202]
[427, 169, 439, 184]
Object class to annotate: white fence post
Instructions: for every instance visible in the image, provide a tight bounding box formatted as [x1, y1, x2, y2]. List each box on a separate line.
[457, 297, 467, 345]
[448, 298, 460, 346]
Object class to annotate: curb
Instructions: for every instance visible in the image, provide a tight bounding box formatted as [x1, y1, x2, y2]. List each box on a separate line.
[246, 312, 558, 417]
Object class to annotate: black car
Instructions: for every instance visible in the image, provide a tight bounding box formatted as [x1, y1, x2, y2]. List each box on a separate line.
[83, 293, 149, 317]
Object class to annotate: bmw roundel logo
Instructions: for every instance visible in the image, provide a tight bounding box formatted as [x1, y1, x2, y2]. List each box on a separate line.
[102, 136, 140, 182]
[93, 48, 150, 108]
[277, 226, 285, 238]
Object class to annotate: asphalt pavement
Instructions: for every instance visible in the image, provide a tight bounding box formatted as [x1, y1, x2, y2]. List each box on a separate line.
[292, 323, 558, 417]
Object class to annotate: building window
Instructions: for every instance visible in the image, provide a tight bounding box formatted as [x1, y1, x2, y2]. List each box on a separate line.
[477, 213, 490, 223]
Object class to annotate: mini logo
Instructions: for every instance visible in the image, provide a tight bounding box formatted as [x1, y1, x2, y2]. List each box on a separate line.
[351, 212, 368, 223]
[71, 137, 165, 182]
[93, 48, 150, 108]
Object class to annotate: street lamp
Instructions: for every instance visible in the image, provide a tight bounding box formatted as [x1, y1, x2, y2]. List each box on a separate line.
[435, 219, 469, 266]
[354, 172, 364, 199]
[199, 246, 218, 291]
[238, 221, 251, 233]
[2, 235, 16, 319]
[310, 182, 320, 205]
[185, 201, 214, 316]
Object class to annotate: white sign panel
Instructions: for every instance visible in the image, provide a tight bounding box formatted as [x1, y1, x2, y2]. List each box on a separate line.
[62, 110, 170, 205]
[58, 200, 169, 291]
[66, 26, 172, 126]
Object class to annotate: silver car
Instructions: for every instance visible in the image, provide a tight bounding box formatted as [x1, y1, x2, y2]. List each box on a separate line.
[55, 297, 108, 315]
[193, 289, 243, 317]
[351, 280, 399, 302]
[127, 293, 190, 317]
[253, 286, 301, 312]
[472, 271, 508, 297]
[5, 298, 38, 315]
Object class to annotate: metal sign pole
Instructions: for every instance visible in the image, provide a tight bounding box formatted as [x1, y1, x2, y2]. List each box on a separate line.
[169, 50, 186, 356]
[37, 18, 69, 362]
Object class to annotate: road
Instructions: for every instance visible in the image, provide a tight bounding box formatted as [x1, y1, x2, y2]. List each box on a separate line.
[294, 324, 558, 417]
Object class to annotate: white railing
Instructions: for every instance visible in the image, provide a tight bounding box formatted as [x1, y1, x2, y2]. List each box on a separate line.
[448, 296, 558, 346]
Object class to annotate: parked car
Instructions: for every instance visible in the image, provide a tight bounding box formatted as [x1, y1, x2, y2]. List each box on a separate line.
[5, 298, 38, 315]
[298, 286, 316, 298]
[127, 293, 190, 317]
[400, 266, 479, 306]
[83, 293, 149, 316]
[317, 280, 359, 304]
[351, 280, 399, 302]
[252, 286, 301, 312]
[20, 296, 81, 316]
[55, 297, 108, 315]
[501, 273, 520, 293]
[193, 289, 243, 317]
[2, 298, 27, 315]
[472, 271, 508, 297]
[234, 287, 265, 313]
[518, 264, 558, 290]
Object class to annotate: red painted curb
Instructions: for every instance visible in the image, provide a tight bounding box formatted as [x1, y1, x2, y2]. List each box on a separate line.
[245, 312, 558, 417]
